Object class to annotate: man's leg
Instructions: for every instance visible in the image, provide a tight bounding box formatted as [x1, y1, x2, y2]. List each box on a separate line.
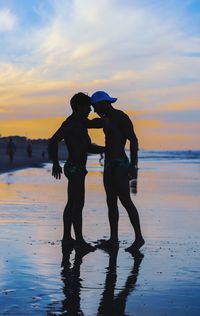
[70, 173, 95, 251]
[62, 180, 74, 244]
[101, 170, 119, 246]
[114, 168, 144, 252]
[69, 173, 85, 241]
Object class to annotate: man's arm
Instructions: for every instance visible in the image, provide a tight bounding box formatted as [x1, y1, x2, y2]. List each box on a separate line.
[120, 114, 139, 168]
[86, 118, 105, 153]
[48, 122, 66, 179]
[88, 143, 105, 154]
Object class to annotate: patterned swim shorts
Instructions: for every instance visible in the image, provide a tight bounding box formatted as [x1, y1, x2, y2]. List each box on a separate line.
[104, 156, 129, 171]
[64, 161, 87, 178]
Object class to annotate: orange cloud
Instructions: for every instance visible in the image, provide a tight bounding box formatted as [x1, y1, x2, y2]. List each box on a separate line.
[159, 98, 200, 112]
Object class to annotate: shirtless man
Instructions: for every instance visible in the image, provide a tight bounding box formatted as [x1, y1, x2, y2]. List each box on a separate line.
[48, 92, 104, 250]
[89, 91, 145, 253]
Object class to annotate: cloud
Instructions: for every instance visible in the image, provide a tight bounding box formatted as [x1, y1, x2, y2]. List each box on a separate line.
[0, 8, 17, 32]
[0, 0, 199, 148]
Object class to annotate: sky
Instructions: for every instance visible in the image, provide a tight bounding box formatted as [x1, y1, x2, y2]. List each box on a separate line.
[0, 0, 200, 149]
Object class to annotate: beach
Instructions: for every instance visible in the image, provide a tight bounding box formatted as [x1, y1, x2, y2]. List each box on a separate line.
[0, 151, 200, 315]
[0, 137, 67, 175]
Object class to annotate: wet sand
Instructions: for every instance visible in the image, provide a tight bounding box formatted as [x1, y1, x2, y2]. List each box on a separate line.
[0, 154, 200, 315]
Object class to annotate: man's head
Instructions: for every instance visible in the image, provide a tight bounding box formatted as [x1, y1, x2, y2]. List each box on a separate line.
[70, 92, 91, 118]
[91, 91, 117, 117]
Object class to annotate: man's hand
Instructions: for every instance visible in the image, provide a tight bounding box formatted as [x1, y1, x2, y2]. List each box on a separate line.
[52, 164, 62, 180]
[128, 164, 138, 180]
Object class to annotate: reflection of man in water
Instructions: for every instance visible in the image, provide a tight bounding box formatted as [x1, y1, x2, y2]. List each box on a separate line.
[97, 249, 144, 315]
[6, 137, 16, 165]
[61, 246, 92, 315]
[48, 93, 104, 251]
[88, 91, 144, 253]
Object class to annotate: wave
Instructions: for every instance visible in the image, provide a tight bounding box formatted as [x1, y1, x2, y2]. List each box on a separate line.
[138, 150, 200, 161]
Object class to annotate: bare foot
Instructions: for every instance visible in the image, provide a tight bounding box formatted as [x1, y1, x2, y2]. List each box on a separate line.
[74, 240, 96, 252]
[96, 239, 119, 250]
[125, 238, 145, 253]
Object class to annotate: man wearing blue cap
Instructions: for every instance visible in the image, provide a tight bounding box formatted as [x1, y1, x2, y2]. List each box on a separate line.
[88, 91, 145, 253]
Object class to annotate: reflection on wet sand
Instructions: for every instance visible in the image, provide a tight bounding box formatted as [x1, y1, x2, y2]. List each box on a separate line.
[60, 246, 91, 315]
[97, 249, 144, 316]
[55, 246, 144, 315]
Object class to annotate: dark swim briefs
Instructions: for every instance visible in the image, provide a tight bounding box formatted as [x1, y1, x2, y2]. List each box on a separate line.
[104, 156, 129, 171]
[64, 161, 87, 178]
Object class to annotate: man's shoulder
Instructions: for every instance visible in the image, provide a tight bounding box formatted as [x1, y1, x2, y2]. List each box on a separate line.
[61, 115, 84, 134]
[62, 115, 74, 128]
[114, 109, 130, 121]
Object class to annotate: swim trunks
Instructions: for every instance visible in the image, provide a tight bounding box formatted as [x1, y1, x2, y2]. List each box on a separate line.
[104, 156, 129, 171]
[64, 161, 87, 178]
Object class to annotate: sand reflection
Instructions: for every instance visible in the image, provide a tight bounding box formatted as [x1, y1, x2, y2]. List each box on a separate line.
[49, 246, 144, 315]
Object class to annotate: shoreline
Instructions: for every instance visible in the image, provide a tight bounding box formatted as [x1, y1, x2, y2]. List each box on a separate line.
[0, 160, 49, 175]
[0, 139, 68, 175]
[0, 150, 51, 175]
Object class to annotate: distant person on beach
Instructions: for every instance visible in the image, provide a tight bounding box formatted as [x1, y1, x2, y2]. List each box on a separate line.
[48, 92, 104, 251]
[42, 150, 46, 159]
[6, 137, 16, 165]
[88, 91, 144, 253]
[26, 142, 32, 158]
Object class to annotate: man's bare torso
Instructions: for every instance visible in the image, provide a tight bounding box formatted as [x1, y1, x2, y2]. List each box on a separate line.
[61, 115, 92, 165]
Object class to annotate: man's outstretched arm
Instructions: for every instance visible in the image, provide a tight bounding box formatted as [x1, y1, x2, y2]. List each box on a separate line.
[86, 118, 104, 153]
[88, 143, 105, 154]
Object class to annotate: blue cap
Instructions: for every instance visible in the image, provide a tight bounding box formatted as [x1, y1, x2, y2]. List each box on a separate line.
[91, 91, 117, 104]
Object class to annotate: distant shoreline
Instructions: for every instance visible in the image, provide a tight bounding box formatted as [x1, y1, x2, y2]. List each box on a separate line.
[0, 136, 199, 175]
[0, 160, 49, 175]
[0, 136, 68, 175]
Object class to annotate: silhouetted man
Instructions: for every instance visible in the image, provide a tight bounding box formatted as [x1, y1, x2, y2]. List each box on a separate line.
[88, 91, 144, 253]
[48, 92, 104, 251]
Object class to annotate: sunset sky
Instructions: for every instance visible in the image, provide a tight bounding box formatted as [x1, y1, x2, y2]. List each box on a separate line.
[0, 0, 200, 149]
